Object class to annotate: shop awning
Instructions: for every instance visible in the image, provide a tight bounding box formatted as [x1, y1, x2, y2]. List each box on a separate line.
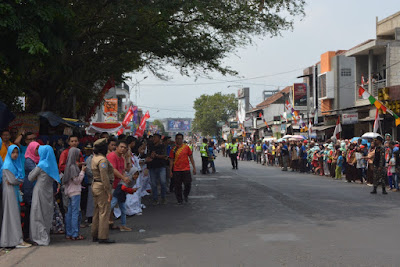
[87, 122, 130, 133]
[63, 118, 86, 127]
[313, 125, 336, 131]
[38, 111, 73, 127]
[359, 117, 383, 122]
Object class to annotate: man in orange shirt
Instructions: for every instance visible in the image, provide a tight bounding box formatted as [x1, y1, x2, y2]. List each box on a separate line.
[169, 133, 196, 204]
[0, 129, 23, 161]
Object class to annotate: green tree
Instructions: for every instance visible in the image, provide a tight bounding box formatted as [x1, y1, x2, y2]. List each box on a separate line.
[193, 93, 237, 136]
[153, 119, 167, 135]
[0, 0, 305, 116]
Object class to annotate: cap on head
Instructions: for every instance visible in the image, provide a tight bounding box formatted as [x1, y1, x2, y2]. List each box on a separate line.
[85, 143, 93, 149]
[376, 136, 384, 142]
[94, 138, 107, 147]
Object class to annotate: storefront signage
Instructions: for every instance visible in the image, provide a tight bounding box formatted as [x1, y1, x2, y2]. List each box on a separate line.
[229, 121, 238, 129]
[342, 113, 358, 125]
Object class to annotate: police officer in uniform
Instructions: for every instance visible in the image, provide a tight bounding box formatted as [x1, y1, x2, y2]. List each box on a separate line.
[371, 136, 387, 195]
[200, 138, 209, 174]
[91, 138, 116, 243]
[255, 141, 262, 164]
[230, 139, 239, 170]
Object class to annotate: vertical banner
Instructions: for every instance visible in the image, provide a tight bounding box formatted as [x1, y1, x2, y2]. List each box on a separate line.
[293, 83, 307, 107]
[134, 111, 150, 137]
[103, 98, 118, 122]
[117, 105, 136, 135]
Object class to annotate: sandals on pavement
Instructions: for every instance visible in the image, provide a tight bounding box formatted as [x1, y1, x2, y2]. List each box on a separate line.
[71, 235, 85, 241]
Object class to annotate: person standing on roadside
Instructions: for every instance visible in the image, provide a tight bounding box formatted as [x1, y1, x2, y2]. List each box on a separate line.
[255, 141, 262, 164]
[230, 139, 239, 170]
[22, 141, 40, 242]
[91, 138, 115, 244]
[28, 145, 61, 246]
[107, 140, 132, 231]
[169, 133, 196, 204]
[371, 136, 387, 195]
[281, 140, 289, 171]
[200, 138, 209, 174]
[147, 134, 168, 205]
[1, 145, 32, 248]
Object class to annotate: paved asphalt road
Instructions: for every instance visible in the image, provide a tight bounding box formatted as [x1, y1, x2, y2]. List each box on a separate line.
[1, 152, 400, 267]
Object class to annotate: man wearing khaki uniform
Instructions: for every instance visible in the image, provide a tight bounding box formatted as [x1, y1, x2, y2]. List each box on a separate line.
[91, 138, 115, 244]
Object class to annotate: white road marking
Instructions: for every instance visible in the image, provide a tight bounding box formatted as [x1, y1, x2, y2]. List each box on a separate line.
[190, 195, 216, 199]
[259, 233, 299, 242]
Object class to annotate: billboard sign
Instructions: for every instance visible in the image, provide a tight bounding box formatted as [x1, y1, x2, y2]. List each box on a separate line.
[103, 98, 118, 122]
[293, 83, 307, 106]
[167, 119, 191, 132]
[238, 98, 246, 122]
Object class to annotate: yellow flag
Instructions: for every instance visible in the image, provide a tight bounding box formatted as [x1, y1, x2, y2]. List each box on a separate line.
[396, 118, 400, 127]
[374, 101, 382, 109]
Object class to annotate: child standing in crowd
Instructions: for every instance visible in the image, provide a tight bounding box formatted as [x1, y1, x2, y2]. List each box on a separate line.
[63, 147, 86, 241]
[336, 150, 343, 180]
[388, 152, 397, 191]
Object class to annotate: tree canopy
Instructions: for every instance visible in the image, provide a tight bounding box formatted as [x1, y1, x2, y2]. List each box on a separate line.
[193, 92, 237, 136]
[0, 0, 305, 117]
[152, 119, 167, 135]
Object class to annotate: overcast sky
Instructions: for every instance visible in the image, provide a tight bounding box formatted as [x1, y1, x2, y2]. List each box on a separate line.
[127, 0, 400, 120]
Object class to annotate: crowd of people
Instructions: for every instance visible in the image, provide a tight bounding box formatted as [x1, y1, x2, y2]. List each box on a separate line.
[219, 133, 397, 194]
[0, 129, 196, 248]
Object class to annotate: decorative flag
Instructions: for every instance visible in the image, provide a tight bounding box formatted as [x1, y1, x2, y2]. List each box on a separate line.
[132, 106, 138, 124]
[134, 111, 150, 137]
[394, 114, 400, 127]
[259, 112, 269, 129]
[117, 105, 137, 135]
[373, 108, 379, 133]
[332, 116, 342, 140]
[359, 86, 400, 125]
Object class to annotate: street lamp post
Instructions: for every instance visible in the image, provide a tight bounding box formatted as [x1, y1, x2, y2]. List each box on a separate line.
[297, 66, 318, 139]
[129, 76, 148, 105]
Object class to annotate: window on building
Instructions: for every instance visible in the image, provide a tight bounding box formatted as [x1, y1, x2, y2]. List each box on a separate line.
[341, 68, 352, 77]
[318, 74, 327, 98]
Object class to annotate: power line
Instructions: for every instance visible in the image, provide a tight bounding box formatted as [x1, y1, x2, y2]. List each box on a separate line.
[139, 105, 195, 112]
[139, 68, 304, 87]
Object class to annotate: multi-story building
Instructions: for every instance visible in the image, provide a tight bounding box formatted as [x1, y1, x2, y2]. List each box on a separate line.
[346, 11, 400, 138]
[306, 50, 356, 139]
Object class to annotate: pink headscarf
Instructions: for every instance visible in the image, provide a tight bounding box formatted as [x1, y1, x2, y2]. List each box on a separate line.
[25, 141, 40, 164]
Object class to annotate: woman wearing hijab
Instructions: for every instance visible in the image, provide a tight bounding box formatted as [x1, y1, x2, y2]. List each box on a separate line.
[63, 147, 86, 240]
[0, 145, 31, 248]
[22, 141, 40, 241]
[28, 145, 61, 245]
[0, 138, 3, 240]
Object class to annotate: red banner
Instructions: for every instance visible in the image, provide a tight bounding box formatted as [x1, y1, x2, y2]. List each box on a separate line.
[117, 106, 137, 135]
[134, 111, 150, 137]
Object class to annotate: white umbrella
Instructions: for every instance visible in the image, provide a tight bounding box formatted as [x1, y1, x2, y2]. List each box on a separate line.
[263, 137, 276, 142]
[361, 132, 382, 139]
[291, 135, 306, 140]
[282, 135, 292, 139]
